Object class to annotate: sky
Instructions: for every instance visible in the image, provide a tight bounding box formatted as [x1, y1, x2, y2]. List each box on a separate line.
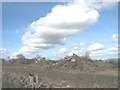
[1, 0, 119, 60]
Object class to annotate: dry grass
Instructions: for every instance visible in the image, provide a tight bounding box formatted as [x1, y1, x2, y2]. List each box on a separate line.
[2, 64, 118, 88]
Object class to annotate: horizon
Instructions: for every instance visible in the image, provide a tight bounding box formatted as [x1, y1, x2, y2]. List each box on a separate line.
[1, 0, 119, 60]
[1, 53, 119, 61]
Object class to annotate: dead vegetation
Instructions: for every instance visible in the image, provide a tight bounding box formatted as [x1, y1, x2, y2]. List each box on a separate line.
[2, 53, 118, 88]
[49, 54, 117, 73]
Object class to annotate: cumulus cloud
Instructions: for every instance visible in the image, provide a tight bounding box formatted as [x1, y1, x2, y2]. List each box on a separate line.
[67, 47, 79, 55]
[54, 41, 119, 59]
[89, 50, 104, 57]
[10, 52, 19, 59]
[106, 47, 118, 55]
[87, 43, 104, 51]
[84, 0, 119, 10]
[72, 42, 85, 47]
[112, 34, 119, 42]
[0, 48, 6, 54]
[13, 0, 118, 57]
[0, 48, 7, 58]
[86, 43, 104, 56]
[54, 46, 83, 57]
[54, 42, 86, 57]
[54, 48, 68, 57]
[89, 45, 118, 57]
[80, 42, 85, 46]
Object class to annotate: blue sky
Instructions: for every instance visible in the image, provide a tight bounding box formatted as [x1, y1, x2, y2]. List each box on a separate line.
[2, 1, 118, 60]
[2, 2, 63, 52]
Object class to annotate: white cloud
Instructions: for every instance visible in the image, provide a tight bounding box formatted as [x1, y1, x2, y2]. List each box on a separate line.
[73, 46, 79, 50]
[89, 50, 104, 57]
[54, 47, 68, 56]
[106, 47, 118, 55]
[89, 46, 118, 57]
[54, 46, 80, 57]
[13, 0, 117, 57]
[53, 41, 119, 59]
[73, 43, 78, 46]
[54, 43, 105, 57]
[112, 34, 119, 42]
[0, 48, 7, 54]
[80, 42, 85, 46]
[83, 43, 105, 57]
[17, 0, 100, 56]
[68, 49, 79, 56]
[72, 42, 85, 46]
[10, 52, 19, 59]
[68, 46, 80, 55]
[0, 48, 7, 58]
[54, 44, 87, 57]
[84, 0, 118, 10]
[87, 43, 104, 51]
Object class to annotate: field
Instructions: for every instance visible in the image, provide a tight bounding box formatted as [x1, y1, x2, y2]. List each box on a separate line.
[2, 63, 118, 88]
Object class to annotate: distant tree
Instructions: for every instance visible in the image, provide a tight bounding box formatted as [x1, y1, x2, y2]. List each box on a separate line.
[85, 51, 90, 59]
[17, 54, 25, 60]
[35, 55, 42, 61]
[2, 59, 5, 62]
[7, 56, 10, 60]
[16, 54, 26, 64]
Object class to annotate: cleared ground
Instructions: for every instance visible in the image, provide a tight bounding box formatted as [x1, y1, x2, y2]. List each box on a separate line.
[2, 64, 118, 88]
